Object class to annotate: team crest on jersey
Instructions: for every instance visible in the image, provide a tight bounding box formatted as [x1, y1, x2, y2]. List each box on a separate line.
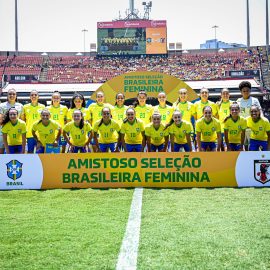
[136, 128, 140, 132]
[6, 160, 23, 181]
[81, 130, 85, 134]
[259, 127, 263, 131]
[212, 127, 215, 131]
[254, 160, 270, 184]
[49, 129, 53, 134]
[17, 129, 21, 134]
[110, 128, 114, 132]
[160, 132, 164, 136]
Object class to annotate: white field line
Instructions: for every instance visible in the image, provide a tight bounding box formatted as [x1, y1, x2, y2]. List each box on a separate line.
[116, 188, 143, 270]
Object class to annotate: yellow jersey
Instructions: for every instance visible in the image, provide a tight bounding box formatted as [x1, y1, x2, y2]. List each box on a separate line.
[168, 120, 192, 144]
[23, 103, 45, 138]
[63, 121, 92, 147]
[196, 117, 221, 142]
[216, 100, 232, 132]
[88, 103, 114, 126]
[2, 119, 26, 145]
[246, 116, 270, 141]
[173, 101, 195, 124]
[194, 100, 218, 119]
[32, 120, 61, 146]
[153, 105, 173, 124]
[224, 116, 247, 144]
[120, 119, 145, 144]
[145, 123, 169, 146]
[135, 105, 153, 125]
[46, 105, 68, 128]
[66, 107, 90, 122]
[93, 119, 120, 144]
[112, 105, 128, 125]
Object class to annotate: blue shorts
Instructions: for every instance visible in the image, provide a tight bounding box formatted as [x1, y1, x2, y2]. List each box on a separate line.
[151, 143, 165, 152]
[70, 146, 87, 153]
[27, 137, 37, 153]
[36, 145, 45, 154]
[174, 143, 190, 152]
[58, 136, 67, 146]
[249, 139, 268, 151]
[229, 143, 242, 151]
[99, 143, 116, 152]
[8, 145, 23, 154]
[201, 142, 217, 151]
[126, 144, 142, 152]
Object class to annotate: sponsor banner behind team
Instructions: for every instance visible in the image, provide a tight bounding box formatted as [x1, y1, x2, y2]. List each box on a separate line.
[94, 71, 199, 104]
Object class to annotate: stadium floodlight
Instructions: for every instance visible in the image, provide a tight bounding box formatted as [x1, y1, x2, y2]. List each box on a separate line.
[212, 25, 219, 49]
[82, 29, 88, 55]
[183, 50, 189, 53]
[76, 52, 83, 56]
[218, 48, 225, 53]
[41, 52, 48, 56]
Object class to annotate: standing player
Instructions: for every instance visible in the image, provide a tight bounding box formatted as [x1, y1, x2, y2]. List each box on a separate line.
[0, 88, 24, 119]
[66, 93, 90, 122]
[154, 92, 173, 125]
[193, 88, 218, 120]
[63, 110, 92, 153]
[88, 91, 113, 152]
[165, 110, 192, 152]
[216, 88, 232, 151]
[120, 107, 145, 152]
[237, 81, 262, 150]
[2, 108, 26, 154]
[93, 107, 121, 152]
[46, 91, 68, 153]
[133, 91, 154, 125]
[246, 105, 270, 151]
[145, 112, 169, 152]
[23, 90, 45, 153]
[224, 103, 247, 151]
[112, 93, 128, 125]
[196, 106, 221, 152]
[32, 109, 62, 154]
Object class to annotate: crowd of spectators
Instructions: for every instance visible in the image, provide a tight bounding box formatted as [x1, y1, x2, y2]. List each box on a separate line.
[0, 48, 261, 83]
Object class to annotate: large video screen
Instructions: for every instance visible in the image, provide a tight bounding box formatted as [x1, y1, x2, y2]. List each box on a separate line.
[97, 20, 167, 55]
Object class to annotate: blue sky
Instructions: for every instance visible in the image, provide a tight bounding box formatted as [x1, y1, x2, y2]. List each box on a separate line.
[0, 0, 267, 52]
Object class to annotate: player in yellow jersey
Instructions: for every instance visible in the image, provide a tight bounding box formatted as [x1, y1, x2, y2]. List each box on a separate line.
[134, 91, 153, 125]
[196, 106, 221, 152]
[66, 93, 90, 122]
[216, 88, 232, 151]
[32, 109, 61, 153]
[63, 110, 92, 153]
[173, 88, 195, 124]
[93, 107, 121, 152]
[23, 90, 45, 153]
[224, 102, 247, 151]
[154, 92, 173, 125]
[120, 107, 145, 152]
[165, 110, 192, 152]
[145, 112, 169, 152]
[46, 91, 68, 153]
[194, 88, 218, 120]
[112, 93, 128, 125]
[2, 108, 26, 154]
[88, 91, 113, 152]
[246, 105, 270, 151]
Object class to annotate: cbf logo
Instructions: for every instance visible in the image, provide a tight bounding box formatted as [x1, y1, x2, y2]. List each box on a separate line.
[6, 160, 23, 181]
[254, 160, 270, 184]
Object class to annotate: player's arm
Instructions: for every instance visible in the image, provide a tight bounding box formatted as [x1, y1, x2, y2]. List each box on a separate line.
[93, 131, 100, 152]
[186, 133, 192, 152]
[216, 132, 222, 152]
[2, 133, 9, 154]
[240, 129, 246, 151]
[169, 133, 175, 152]
[162, 135, 169, 152]
[224, 129, 230, 151]
[115, 131, 121, 152]
[120, 133, 127, 152]
[32, 129, 41, 147]
[85, 131, 92, 148]
[141, 131, 146, 152]
[54, 128, 62, 146]
[267, 131, 270, 151]
[22, 133, 26, 154]
[63, 130, 72, 147]
[196, 131, 202, 152]
[145, 135, 151, 152]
